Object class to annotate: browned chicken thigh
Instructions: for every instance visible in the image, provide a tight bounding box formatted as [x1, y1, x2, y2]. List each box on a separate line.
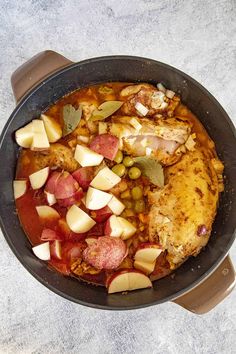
[148, 149, 221, 269]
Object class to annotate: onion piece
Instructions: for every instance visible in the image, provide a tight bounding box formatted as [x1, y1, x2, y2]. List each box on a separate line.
[130, 118, 142, 131]
[157, 83, 166, 93]
[160, 102, 168, 109]
[77, 135, 89, 143]
[165, 89, 175, 99]
[135, 102, 149, 116]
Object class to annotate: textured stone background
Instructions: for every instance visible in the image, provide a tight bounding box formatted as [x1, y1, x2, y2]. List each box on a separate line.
[0, 1, 235, 353]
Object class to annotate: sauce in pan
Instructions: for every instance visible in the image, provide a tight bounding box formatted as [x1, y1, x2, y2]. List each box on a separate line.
[14, 82, 223, 293]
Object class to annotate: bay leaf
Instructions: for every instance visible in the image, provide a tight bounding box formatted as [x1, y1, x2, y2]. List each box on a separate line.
[62, 104, 82, 137]
[133, 156, 164, 187]
[90, 101, 123, 121]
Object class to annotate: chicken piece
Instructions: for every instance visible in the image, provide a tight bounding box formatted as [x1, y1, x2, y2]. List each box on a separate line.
[107, 116, 191, 165]
[71, 258, 101, 276]
[32, 143, 78, 172]
[120, 84, 180, 117]
[80, 101, 97, 121]
[148, 149, 221, 269]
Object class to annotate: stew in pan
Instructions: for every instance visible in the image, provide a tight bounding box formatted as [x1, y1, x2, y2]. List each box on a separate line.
[13, 82, 224, 294]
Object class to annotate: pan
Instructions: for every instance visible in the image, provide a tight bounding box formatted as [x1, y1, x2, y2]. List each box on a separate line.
[0, 50, 235, 313]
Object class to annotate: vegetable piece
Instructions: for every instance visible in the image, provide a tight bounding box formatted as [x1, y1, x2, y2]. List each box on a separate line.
[15, 119, 50, 150]
[13, 180, 27, 199]
[91, 206, 113, 223]
[54, 172, 78, 199]
[123, 156, 134, 167]
[131, 186, 143, 200]
[129, 117, 142, 131]
[134, 200, 145, 213]
[83, 236, 127, 270]
[86, 187, 112, 210]
[72, 167, 94, 190]
[90, 166, 121, 191]
[30, 120, 50, 151]
[107, 270, 152, 294]
[105, 215, 123, 237]
[41, 114, 62, 143]
[66, 205, 96, 233]
[165, 89, 175, 99]
[50, 240, 62, 260]
[36, 205, 60, 220]
[114, 150, 123, 164]
[15, 122, 34, 148]
[135, 102, 149, 116]
[157, 83, 166, 93]
[74, 145, 104, 167]
[45, 172, 61, 194]
[112, 164, 126, 177]
[90, 101, 123, 121]
[135, 244, 162, 263]
[29, 167, 49, 190]
[134, 260, 156, 275]
[108, 196, 125, 215]
[133, 157, 164, 187]
[77, 135, 89, 143]
[32, 242, 50, 261]
[117, 217, 137, 240]
[89, 134, 119, 160]
[45, 191, 57, 206]
[57, 188, 84, 207]
[98, 122, 108, 134]
[128, 166, 141, 180]
[41, 228, 63, 241]
[62, 104, 82, 136]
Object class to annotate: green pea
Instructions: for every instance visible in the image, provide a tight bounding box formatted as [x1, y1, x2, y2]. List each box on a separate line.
[114, 150, 123, 164]
[134, 199, 145, 213]
[112, 164, 126, 177]
[128, 167, 141, 179]
[131, 186, 143, 200]
[123, 156, 134, 167]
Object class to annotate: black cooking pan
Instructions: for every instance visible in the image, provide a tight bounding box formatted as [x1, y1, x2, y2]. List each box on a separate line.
[0, 51, 235, 313]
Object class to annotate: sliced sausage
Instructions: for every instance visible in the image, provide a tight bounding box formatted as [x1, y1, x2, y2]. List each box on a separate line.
[83, 236, 127, 270]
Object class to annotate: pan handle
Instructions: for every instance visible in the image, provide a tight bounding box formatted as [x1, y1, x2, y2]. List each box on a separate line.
[173, 256, 235, 314]
[11, 50, 73, 102]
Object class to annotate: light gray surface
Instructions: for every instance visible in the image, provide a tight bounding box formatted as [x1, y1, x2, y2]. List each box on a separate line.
[0, 0, 236, 353]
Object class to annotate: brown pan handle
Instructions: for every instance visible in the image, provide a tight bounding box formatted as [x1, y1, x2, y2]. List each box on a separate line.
[173, 256, 235, 314]
[11, 50, 73, 102]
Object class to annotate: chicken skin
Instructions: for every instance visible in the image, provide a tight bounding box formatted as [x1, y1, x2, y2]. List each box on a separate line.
[148, 149, 220, 269]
